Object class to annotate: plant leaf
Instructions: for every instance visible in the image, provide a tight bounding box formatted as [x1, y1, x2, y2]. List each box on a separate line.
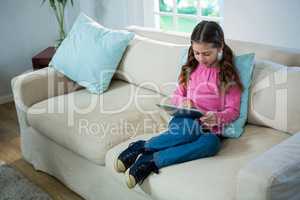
[41, 0, 47, 6]
[49, 0, 57, 10]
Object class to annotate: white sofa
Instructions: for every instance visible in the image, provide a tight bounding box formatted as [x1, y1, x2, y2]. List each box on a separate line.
[12, 26, 300, 200]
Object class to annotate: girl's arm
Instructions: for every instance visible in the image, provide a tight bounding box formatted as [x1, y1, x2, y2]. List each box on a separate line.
[214, 84, 242, 124]
[170, 83, 189, 107]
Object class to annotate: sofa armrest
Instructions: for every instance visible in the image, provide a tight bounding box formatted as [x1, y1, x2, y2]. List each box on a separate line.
[11, 67, 82, 129]
[236, 132, 300, 200]
[12, 67, 82, 108]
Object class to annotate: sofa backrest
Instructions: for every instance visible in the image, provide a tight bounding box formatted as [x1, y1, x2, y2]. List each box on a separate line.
[125, 25, 300, 66]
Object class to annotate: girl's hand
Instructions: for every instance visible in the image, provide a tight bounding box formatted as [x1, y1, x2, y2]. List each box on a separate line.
[200, 111, 218, 129]
[180, 99, 194, 108]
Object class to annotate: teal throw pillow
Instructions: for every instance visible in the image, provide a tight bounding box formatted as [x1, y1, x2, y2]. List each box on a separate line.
[49, 13, 135, 94]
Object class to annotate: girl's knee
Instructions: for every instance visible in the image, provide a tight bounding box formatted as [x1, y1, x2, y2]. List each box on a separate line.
[168, 116, 185, 126]
[203, 134, 221, 156]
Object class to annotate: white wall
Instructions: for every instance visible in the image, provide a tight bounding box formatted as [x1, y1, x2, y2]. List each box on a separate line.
[223, 0, 300, 49]
[93, 0, 300, 50]
[0, 0, 79, 103]
[82, 0, 144, 29]
[94, 0, 128, 29]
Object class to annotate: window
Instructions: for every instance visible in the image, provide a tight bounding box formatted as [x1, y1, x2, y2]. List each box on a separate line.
[150, 0, 222, 33]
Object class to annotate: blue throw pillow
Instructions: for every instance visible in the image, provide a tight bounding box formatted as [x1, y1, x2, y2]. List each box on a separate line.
[224, 53, 255, 138]
[49, 13, 135, 94]
[180, 48, 255, 138]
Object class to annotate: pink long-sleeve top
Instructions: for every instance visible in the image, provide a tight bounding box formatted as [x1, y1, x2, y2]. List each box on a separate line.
[171, 63, 242, 135]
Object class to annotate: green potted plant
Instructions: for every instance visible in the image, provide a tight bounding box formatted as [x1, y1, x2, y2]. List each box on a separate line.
[42, 0, 74, 48]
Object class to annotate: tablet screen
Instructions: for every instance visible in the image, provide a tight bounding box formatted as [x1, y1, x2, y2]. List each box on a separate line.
[156, 103, 204, 118]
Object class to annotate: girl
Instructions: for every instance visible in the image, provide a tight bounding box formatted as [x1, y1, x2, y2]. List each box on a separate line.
[114, 21, 243, 189]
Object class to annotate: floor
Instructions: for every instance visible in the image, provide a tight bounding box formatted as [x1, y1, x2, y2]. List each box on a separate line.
[0, 102, 83, 200]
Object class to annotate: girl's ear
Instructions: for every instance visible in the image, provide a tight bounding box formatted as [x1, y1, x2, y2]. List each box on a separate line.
[217, 43, 224, 61]
[218, 43, 224, 52]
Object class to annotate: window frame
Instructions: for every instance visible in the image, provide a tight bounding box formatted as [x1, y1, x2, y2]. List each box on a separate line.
[143, 0, 224, 32]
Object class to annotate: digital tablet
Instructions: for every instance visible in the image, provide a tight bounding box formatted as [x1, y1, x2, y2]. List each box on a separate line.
[156, 103, 204, 118]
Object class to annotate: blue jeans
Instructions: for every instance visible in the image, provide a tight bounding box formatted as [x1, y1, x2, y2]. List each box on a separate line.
[144, 116, 222, 168]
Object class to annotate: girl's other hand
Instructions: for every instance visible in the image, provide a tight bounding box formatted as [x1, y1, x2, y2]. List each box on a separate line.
[200, 111, 217, 128]
[181, 99, 194, 108]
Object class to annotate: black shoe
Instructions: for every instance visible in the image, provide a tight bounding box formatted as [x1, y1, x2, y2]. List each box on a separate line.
[114, 140, 146, 173]
[125, 153, 159, 189]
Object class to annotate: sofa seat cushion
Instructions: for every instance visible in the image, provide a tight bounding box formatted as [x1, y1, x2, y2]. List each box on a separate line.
[27, 80, 170, 165]
[105, 125, 289, 200]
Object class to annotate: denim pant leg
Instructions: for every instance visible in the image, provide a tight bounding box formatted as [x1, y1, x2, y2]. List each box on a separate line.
[153, 133, 221, 169]
[144, 116, 204, 152]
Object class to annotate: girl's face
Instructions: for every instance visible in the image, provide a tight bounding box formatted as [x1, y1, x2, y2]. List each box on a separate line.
[192, 42, 222, 67]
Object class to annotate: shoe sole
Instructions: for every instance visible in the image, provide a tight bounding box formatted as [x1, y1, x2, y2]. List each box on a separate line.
[125, 169, 136, 189]
[114, 159, 126, 173]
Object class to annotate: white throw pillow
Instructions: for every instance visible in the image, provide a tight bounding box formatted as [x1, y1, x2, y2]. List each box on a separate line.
[248, 59, 300, 134]
[114, 34, 189, 97]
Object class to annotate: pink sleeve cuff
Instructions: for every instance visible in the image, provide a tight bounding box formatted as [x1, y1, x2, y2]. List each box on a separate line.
[170, 83, 188, 107]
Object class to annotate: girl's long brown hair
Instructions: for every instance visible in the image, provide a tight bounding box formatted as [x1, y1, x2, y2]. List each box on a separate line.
[179, 21, 243, 92]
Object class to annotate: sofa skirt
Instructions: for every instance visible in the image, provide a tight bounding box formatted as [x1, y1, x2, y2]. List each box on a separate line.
[21, 126, 151, 200]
